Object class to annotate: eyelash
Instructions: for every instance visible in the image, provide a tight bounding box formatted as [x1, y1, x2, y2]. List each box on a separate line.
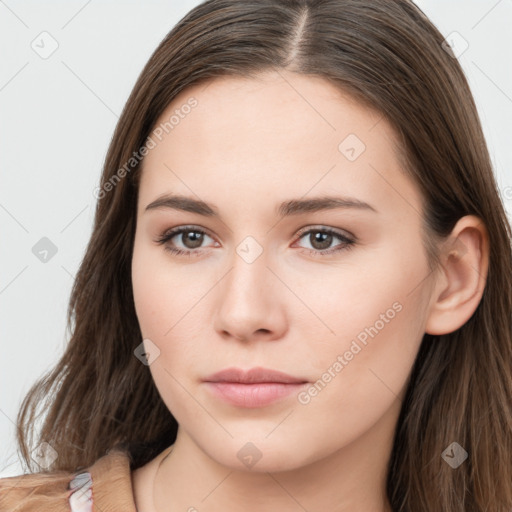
[154, 225, 356, 258]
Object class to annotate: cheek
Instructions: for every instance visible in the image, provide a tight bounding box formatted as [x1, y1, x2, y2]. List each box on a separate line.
[298, 255, 422, 353]
[290, 294, 427, 457]
[297, 250, 430, 422]
[131, 262, 193, 419]
[131, 240, 208, 405]
[131, 239, 195, 338]
[131, 245, 160, 338]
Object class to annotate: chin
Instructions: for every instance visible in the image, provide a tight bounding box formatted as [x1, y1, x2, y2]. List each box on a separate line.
[201, 436, 321, 474]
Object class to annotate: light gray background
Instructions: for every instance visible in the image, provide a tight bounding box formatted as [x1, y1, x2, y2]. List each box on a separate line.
[1, 0, 511, 477]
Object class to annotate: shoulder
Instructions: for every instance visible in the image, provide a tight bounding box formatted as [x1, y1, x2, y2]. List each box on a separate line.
[0, 448, 136, 512]
[0, 469, 73, 512]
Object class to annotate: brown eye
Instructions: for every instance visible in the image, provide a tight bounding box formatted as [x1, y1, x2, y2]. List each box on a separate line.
[177, 230, 204, 249]
[295, 227, 355, 256]
[155, 226, 214, 256]
[308, 231, 334, 250]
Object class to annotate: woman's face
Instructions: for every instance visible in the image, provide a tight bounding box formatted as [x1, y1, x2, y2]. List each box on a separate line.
[131, 70, 437, 471]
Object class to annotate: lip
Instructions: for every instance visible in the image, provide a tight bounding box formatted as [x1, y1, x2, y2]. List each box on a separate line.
[202, 367, 309, 408]
[203, 366, 308, 384]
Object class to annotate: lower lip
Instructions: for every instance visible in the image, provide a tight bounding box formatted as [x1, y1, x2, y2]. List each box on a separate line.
[204, 381, 308, 408]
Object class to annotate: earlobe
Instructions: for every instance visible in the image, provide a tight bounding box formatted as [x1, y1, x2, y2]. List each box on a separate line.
[425, 215, 489, 336]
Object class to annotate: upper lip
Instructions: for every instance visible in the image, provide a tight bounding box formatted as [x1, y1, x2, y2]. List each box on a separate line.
[203, 366, 308, 384]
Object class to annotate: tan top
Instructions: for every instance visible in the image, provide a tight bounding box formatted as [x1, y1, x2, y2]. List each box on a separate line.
[0, 448, 137, 512]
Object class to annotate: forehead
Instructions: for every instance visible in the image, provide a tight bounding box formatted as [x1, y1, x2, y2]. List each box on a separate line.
[137, 71, 422, 221]
[149, 71, 385, 150]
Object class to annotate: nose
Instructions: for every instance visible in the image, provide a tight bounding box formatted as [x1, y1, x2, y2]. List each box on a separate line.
[213, 243, 288, 343]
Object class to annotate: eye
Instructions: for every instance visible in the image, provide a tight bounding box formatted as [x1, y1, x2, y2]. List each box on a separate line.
[293, 226, 355, 256]
[155, 226, 216, 257]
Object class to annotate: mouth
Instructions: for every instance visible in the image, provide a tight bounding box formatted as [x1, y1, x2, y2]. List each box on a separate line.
[202, 366, 309, 408]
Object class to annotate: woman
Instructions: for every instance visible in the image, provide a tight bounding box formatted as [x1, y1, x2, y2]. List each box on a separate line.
[1, 0, 511, 510]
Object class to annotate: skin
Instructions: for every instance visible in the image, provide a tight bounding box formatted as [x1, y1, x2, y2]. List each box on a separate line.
[130, 70, 489, 512]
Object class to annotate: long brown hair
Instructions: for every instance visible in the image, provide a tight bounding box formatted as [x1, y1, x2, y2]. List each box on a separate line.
[11, 0, 512, 509]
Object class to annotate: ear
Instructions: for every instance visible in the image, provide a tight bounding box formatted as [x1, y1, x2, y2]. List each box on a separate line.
[425, 215, 489, 335]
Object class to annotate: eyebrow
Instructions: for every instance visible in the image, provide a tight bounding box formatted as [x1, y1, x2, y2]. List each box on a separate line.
[144, 194, 378, 217]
